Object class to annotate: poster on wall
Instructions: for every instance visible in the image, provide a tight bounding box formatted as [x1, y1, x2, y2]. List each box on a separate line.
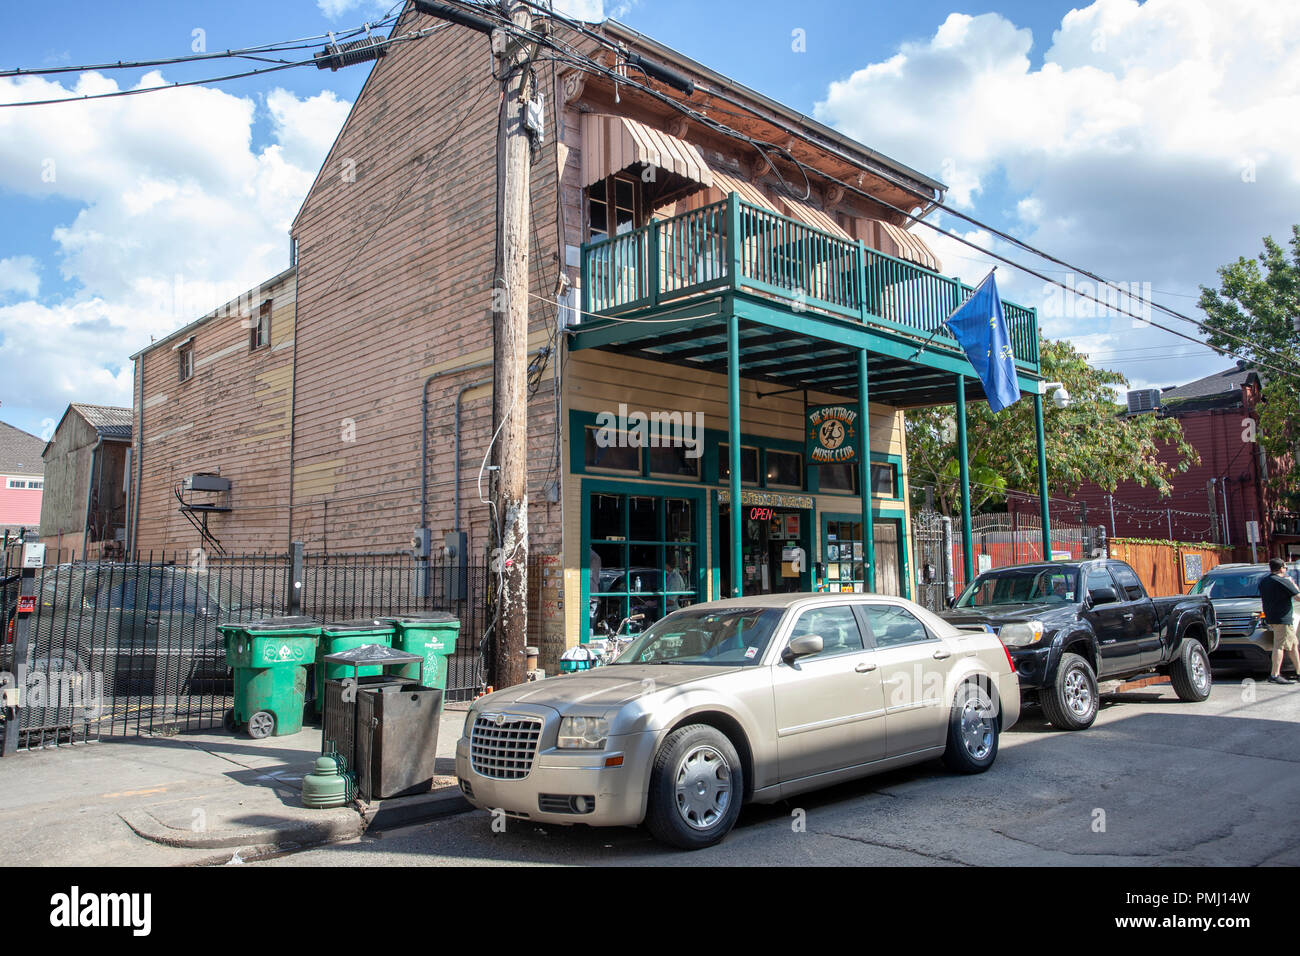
[807, 404, 860, 466]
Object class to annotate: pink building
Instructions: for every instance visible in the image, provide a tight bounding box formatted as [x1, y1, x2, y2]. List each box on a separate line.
[0, 420, 46, 538]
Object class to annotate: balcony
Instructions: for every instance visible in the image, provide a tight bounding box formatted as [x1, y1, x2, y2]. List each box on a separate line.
[579, 193, 1040, 373]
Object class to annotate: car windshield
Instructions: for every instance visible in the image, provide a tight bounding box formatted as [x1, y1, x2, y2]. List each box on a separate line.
[957, 567, 1080, 608]
[1192, 572, 1267, 599]
[611, 607, 783, 666]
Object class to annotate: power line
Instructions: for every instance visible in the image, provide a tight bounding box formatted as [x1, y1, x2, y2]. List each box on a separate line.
[0, 20, 436, 109]
[0, 19, 396, 77]
[480, 3, 1300, 379]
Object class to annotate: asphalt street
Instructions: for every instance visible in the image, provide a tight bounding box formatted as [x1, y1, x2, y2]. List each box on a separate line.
[258, 672, 1300, 867]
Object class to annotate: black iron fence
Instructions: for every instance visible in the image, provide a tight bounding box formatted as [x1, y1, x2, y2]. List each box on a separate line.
[1, 547, 492, 754]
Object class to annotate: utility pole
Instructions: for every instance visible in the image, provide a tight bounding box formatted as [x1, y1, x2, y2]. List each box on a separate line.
[491, 0, 534, 689]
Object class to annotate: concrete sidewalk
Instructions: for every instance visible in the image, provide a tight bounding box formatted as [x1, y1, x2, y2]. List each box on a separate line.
[0, 705, 469, 866]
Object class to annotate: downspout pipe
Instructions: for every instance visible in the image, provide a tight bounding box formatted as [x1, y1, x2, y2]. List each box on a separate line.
[130, 357, 144, 557]
[418, 346, 549, 535]
[81, 434, 104, 559]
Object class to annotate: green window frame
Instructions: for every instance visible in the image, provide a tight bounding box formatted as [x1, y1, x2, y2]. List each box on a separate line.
[580, 479, 707, 643]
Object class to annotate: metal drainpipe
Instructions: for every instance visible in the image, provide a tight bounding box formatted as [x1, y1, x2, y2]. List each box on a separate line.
[419, 347, 548, 535]
[82, 435, 104, 558]
[455, 377, 493, 534]
[130, 357, 144, 556]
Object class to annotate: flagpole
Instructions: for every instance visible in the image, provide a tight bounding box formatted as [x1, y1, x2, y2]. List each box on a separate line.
[909, 265, 997, 360]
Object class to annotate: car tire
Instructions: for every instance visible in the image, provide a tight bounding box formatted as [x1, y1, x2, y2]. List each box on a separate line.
[1041, 652, 1099, 730]
[942, 680, 1000, 774]
[1170, 639, 1212, 702]
[645, 724, 744, 851]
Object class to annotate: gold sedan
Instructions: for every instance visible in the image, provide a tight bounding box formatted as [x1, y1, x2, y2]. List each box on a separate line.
[456, 592, 1020, 850]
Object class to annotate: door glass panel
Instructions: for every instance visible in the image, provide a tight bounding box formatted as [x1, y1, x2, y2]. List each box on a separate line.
[788, 605, 863, 660]
[863, 603, 933, 648]
[628, 496, 660, 541]
[1109, 564, 1144, 601]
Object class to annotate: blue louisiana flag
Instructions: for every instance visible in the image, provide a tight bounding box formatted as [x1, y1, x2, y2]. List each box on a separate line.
[944, 270, 1021, 413]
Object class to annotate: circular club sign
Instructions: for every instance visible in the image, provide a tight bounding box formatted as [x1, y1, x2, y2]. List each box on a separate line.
[807, 404, 860, 465]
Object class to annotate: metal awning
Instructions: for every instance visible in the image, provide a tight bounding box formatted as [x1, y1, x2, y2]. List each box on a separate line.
[851, 218, 942, 272]
[580, 113, 714, 189]
[709, 167, 779, 213]
[778, 193, 853, 241]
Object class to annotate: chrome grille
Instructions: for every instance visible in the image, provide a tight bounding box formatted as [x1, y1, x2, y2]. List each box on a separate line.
[1217, 615, 1259, 634]
[470, 713, 543, 779]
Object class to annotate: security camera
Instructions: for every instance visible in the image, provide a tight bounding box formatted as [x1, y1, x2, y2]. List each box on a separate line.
[1041, 381, 1070, 409]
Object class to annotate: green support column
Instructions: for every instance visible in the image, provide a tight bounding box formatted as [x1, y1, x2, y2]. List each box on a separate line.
[1034, 392, 1053, 558]
[727, 311, 743, 597]
[858, 349, 876, 591]
[956, 375, 975, 585]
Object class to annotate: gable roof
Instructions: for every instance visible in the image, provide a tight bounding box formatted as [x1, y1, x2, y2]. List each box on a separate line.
[1159, 366, 1260, 405]
[71, 403, 133, 440]
[0, 420, 46, 475]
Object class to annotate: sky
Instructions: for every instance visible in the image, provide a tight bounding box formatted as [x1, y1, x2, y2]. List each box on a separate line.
[1, 0, 1297, 440]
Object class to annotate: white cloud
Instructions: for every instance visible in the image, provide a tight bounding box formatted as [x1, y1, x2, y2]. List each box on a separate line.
[0, 74, 350, 419]
[0, 256, 40, 297]
[814, 0, 1300, 385]
[316, 0, 391, 18]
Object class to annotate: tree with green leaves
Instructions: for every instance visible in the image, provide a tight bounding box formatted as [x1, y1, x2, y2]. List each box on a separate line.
[906, 337, 1198, 517]
[1198, 225, 1300, 512]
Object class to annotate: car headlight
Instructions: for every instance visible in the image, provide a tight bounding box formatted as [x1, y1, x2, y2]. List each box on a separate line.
[1000, 621, 1045, 647]
[463, 708, 477, 737]
[557, 715, 609, 750]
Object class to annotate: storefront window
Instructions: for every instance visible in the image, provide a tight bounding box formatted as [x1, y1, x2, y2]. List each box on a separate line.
[818, 460, 897, 496]
[765, 450, 803, 489]
[820, 462, 856, 493]
[648, 443, 701, 479]
[719, 444, 759, 485]
[588, 491, 699, 639]
[584, 426, 640, 473]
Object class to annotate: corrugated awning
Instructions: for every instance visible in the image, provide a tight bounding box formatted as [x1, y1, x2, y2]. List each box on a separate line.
[851, 218, 943, 272]
[709, 167, 779, 213]
[580, 113, 714, 190]
[777, 193, 854, 242]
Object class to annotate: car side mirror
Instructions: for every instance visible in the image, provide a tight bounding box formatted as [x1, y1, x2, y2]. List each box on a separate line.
[947, 596, 957, 609]
[1088, 586, 1118, 606]
[782, 634, 823, 663]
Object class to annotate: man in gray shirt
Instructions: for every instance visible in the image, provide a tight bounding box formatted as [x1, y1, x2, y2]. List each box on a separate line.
[1259, 557, 1300, 685]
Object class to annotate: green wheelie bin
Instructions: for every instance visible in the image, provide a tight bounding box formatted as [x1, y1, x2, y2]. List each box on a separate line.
[381, 613, 460, 697]
[218, 616, 321, 739]
[313, 619, 394, 715]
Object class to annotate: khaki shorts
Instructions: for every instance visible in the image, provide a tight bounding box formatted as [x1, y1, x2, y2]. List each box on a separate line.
[1271, 622, 1298, 652]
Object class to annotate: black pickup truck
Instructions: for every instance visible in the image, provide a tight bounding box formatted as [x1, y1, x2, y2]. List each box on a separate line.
[941, 559, 1219, 730]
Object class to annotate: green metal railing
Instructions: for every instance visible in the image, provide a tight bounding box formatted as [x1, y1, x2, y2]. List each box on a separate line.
[580, 192, 1040, 370]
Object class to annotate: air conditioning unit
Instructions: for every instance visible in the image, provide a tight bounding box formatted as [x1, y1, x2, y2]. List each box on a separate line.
[1126, 388, 1162, 414]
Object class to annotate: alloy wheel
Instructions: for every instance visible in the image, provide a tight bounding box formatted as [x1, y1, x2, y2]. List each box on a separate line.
[674, 745, 732, 830]
[959, 696, 994, 760]
[1064, 667, 1092, 717]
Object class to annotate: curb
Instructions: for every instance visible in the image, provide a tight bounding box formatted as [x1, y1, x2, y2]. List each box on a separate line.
[361, 786, 473, 833]
[119, 806, 364, 851]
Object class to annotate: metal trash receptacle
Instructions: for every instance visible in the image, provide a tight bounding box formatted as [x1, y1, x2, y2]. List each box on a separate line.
[218, 616, 320, 738]
[380, 612, 459, 695]
[357, 683, 442, 800]
[318, 644, 436, 802]
[314, 618, 394, 714]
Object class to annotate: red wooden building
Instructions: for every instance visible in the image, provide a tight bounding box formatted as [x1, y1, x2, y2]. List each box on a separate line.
[1059, 367, 1298, 561]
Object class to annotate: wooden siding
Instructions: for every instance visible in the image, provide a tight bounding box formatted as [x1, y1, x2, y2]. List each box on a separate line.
[289, 14, 567, 560]
[132, 270, 297, 553]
